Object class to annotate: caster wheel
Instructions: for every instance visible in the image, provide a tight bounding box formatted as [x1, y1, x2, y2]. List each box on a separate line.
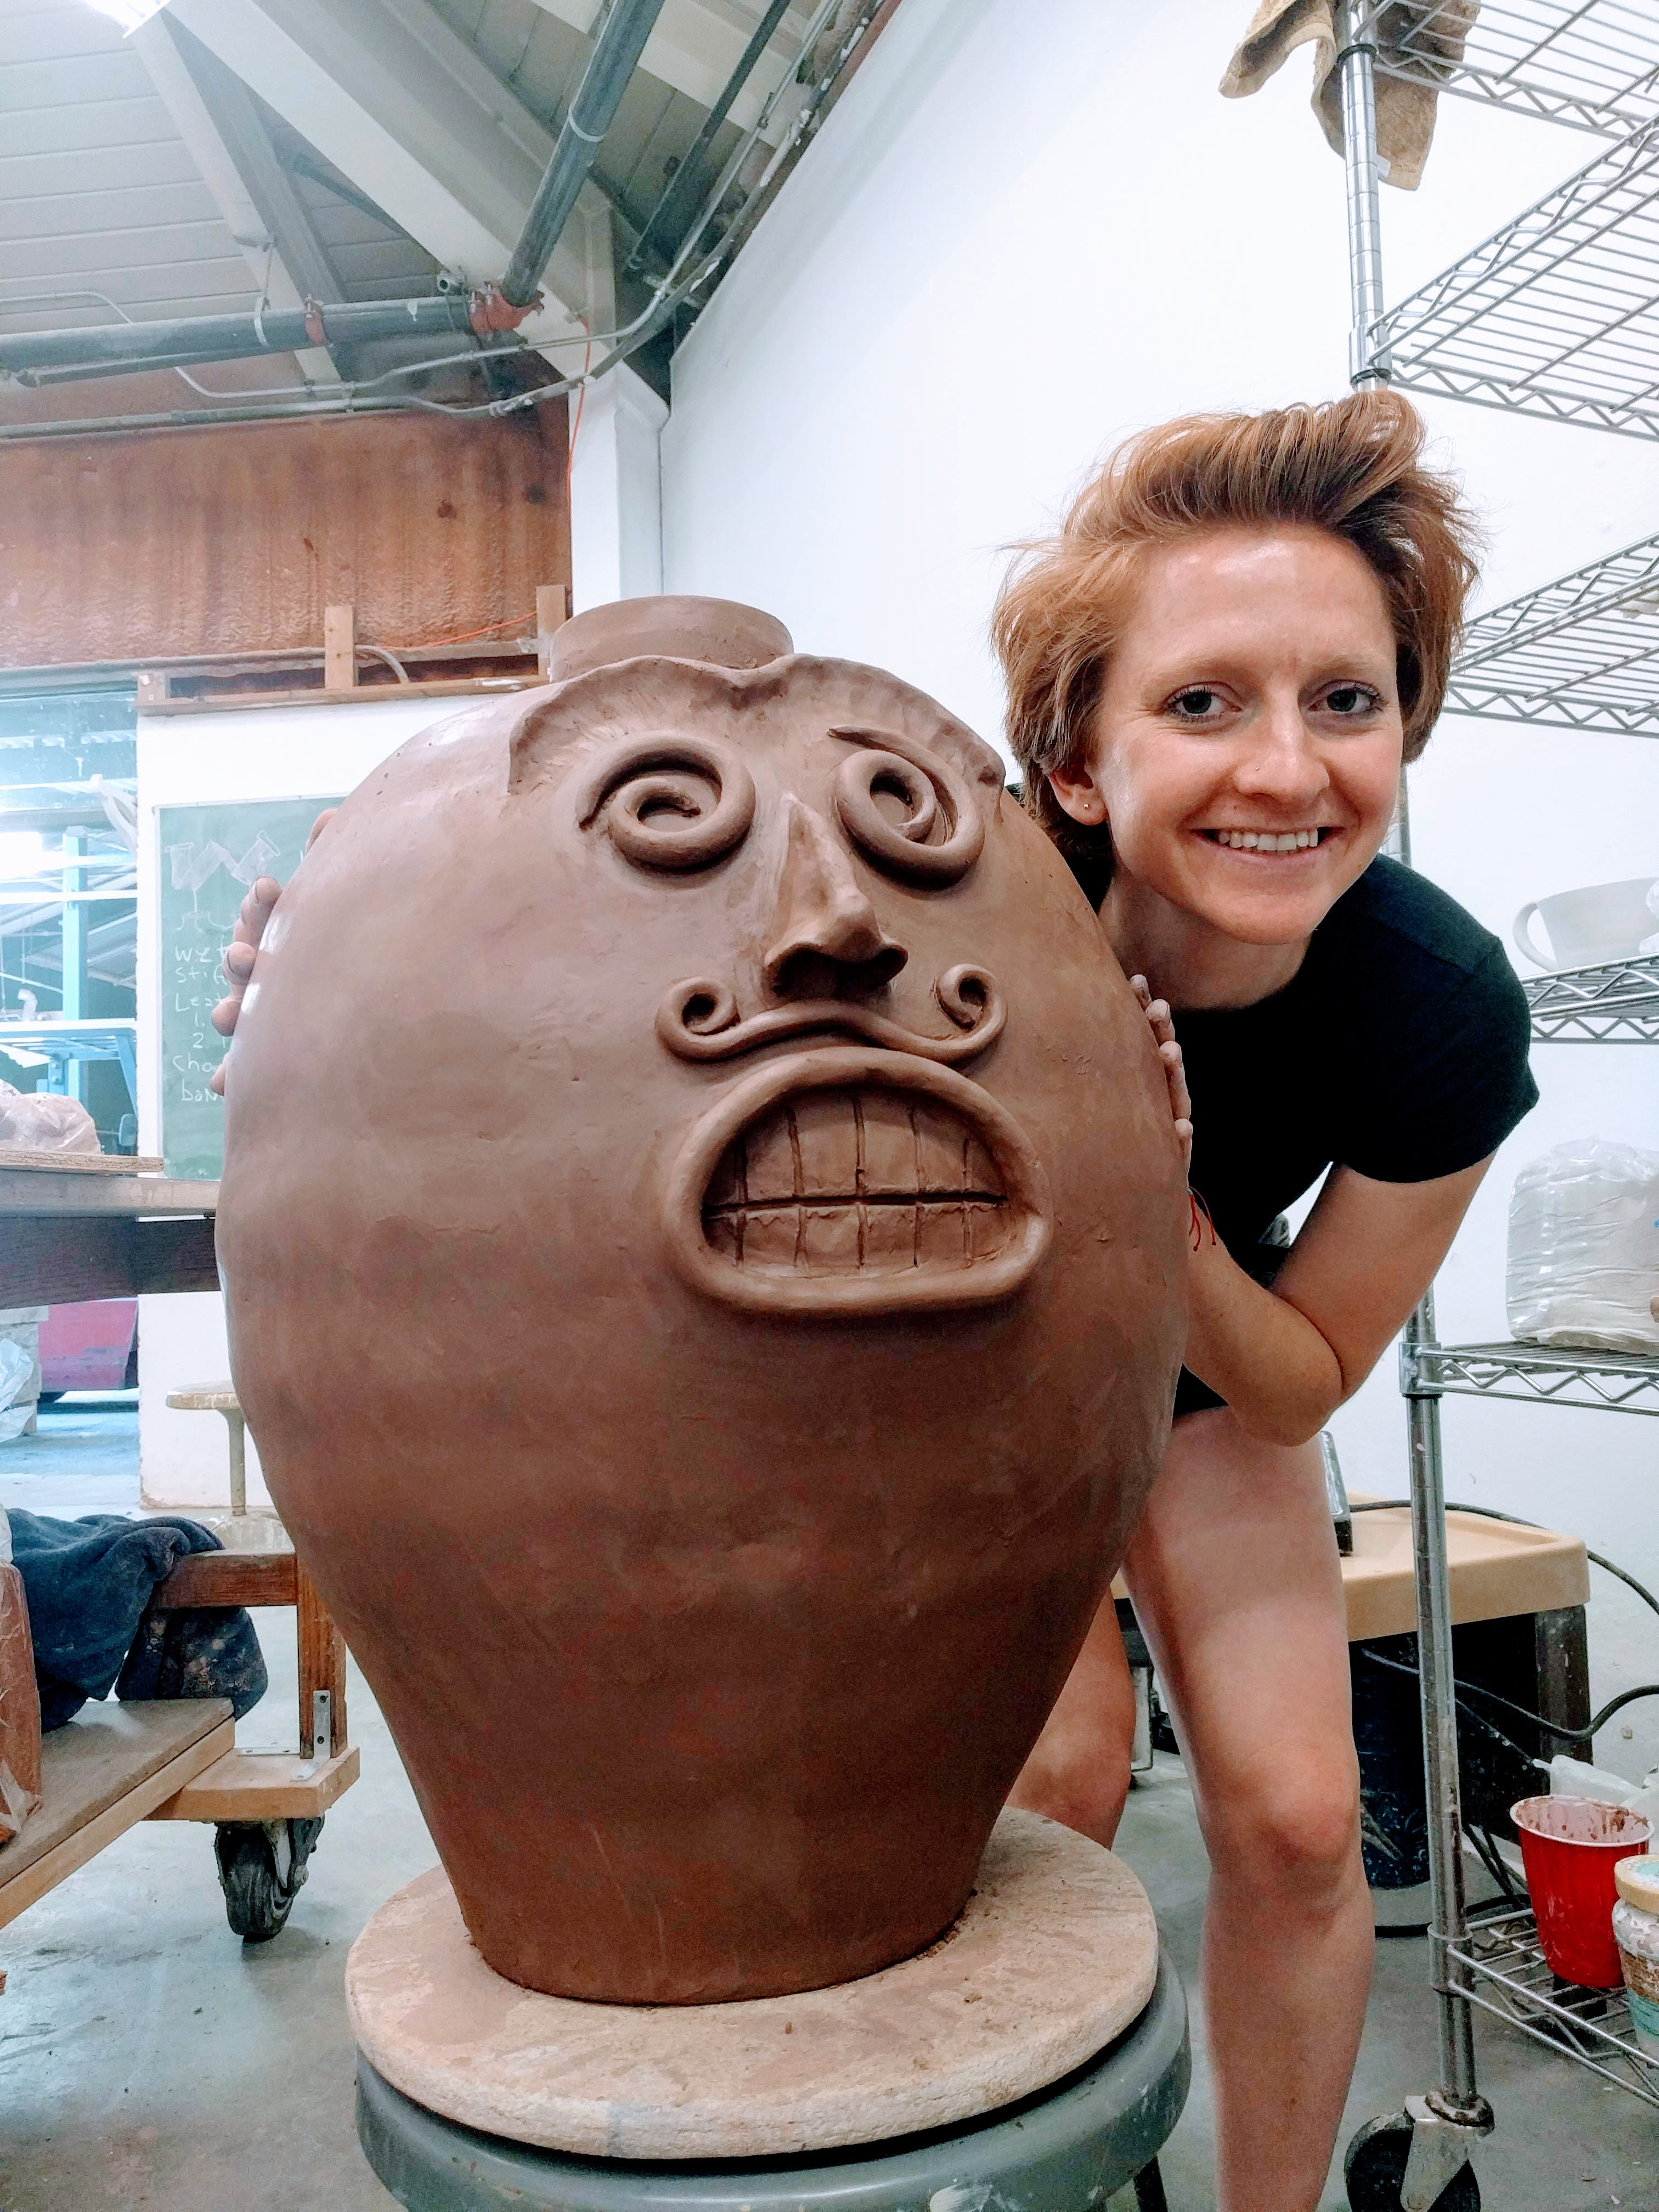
[1345, 2113, 1480, 2211]
[214, 1816, 324, 1943]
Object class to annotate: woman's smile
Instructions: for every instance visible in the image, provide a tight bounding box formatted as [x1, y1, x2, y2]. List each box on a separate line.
[1197, 825, 1342, 854]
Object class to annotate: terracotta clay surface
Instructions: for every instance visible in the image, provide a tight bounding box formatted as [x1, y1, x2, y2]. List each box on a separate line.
[217, 596, 1186, 2001]
[0, 1565, 42, 1842]
[347, 1809, 1159, 2157]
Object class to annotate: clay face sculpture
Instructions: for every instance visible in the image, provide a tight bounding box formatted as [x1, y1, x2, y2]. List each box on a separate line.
[217, 597, 1187, 2003]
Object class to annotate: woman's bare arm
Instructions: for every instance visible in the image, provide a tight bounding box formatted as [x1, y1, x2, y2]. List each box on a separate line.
[1183, 1155, 1492, 1446]
[1130, 979, 1492, 1446]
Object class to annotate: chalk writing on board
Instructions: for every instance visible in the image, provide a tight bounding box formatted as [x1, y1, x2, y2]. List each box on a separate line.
[158, 798, 342, 1180]
[167, 832, 280, 900]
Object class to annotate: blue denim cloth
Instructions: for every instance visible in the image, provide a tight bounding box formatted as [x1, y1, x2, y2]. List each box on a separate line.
[7, 1509, 266, 1730]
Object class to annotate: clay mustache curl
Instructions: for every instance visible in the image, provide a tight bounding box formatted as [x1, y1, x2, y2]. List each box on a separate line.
[657, 966, 1005, 1065]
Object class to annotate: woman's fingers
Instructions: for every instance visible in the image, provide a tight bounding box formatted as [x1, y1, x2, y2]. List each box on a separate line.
[210, 870, 289, 1086]
[1160, 1036, 1192, 1128]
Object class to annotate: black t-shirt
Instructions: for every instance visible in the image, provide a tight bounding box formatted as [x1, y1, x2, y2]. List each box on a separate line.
[1169, 855, 1539, 1418]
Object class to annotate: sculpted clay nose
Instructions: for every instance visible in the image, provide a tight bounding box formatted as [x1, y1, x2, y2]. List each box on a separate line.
[763, 794, 908, 996]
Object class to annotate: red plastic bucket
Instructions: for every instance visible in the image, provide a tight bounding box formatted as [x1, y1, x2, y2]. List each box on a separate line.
[1511, 1795, 1652, 1988]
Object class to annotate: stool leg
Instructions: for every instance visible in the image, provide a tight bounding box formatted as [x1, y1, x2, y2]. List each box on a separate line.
[1132, 2160, 1169, 2212]
[222, 1409, 247, 1516]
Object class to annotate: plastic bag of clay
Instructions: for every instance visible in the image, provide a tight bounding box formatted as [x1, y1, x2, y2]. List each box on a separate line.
[1550, 1755, 1659, 1836]
[0, 1340, 32, 1446]
[0, 1562, 41, 1844]
[0, 1080, 99, 1155]
[1507, 1139, 1659, 1356]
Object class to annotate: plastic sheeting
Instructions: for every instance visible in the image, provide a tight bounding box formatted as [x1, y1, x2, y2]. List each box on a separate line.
[1508, 1139, 1659, 1356]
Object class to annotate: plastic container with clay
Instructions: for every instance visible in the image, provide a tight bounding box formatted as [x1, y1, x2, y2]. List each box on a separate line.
[1614, 1854, 1659, 2059]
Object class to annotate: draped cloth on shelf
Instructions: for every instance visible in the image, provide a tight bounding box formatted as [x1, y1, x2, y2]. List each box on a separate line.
[1220, 1, 1480, 191]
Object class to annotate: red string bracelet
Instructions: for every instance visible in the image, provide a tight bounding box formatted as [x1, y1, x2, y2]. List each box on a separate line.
[1188, 1188, 1217, 1252]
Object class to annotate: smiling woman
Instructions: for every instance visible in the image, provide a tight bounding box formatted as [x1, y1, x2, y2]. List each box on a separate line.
[995, 392, 1538, 2212]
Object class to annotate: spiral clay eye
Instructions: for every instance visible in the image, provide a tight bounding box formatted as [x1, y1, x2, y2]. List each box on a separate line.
[830, 730, 984, 887]
[578, 736, 755, 872]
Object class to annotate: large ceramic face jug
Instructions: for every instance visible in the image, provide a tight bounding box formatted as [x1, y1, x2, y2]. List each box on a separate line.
[216, 597, 1187, 2002]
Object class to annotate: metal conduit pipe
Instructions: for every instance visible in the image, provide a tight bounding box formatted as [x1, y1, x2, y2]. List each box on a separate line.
[625, 0, 794, 274]
[0, 293, 500, 382]
[501, 0, 672, 307]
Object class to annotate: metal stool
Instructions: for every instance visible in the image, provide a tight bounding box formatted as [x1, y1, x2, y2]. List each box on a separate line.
[357, 1951, 1186, 2212]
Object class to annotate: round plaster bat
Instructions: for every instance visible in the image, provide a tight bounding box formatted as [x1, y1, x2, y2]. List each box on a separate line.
[216, 597, 1187, 2004]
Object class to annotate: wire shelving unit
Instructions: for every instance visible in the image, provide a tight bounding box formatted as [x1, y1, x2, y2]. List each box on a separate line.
[1521, 951, 1659, 1040]
[1447, 1907, 1659, 2108]
[1410, 1338, 1659, 1413]
[1364, 1, 1659, 136]
[1448, 530, 1659, 735]
[1326, 5, 1659, 2200]
[1363, 114, 1659, 436]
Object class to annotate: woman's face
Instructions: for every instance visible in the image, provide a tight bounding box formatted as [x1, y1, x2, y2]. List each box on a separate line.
[1049, 525, 1406, 947]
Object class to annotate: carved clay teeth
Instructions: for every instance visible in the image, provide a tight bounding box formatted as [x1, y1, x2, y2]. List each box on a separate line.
[703, 1090, 1008, 1274]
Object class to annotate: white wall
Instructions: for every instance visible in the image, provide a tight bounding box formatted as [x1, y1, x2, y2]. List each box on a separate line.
[569, 364, 668, 612]
[661, 1, 1659, 1771]
[136, 692, 471, 1512]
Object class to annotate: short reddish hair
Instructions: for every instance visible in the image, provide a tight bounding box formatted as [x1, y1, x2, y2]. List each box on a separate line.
[991, 390, 1480, 883]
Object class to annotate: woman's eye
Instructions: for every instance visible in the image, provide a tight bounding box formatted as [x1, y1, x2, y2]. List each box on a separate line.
[1167, 688, 1224, 721]
[1323, 683, 1381, 717]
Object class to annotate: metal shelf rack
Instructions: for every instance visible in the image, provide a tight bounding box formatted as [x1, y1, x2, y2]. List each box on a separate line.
[1448, 1906, 1659, 2108]
[1447, 531, 1659, 737]
[1521, 951, 1659, 1040]
[1362, 112, 1659, 437]
[1364, 1, 1659, 137]
[1328, 5, 1659, 2198]
[1406, 1338, 1659, 1413]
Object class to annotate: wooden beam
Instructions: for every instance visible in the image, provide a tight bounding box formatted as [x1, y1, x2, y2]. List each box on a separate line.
[536, 581, 568, 679]
[297, 1561, 348, 1756]
[149, 1550, 298, 1612]
[139, 677, 536, 718]
[324, 603, 357, 691]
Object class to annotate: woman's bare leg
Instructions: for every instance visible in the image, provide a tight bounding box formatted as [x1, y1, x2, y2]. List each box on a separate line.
[1006, 1595, 1137, 1847]
[1126, 1407, 1370, 2212]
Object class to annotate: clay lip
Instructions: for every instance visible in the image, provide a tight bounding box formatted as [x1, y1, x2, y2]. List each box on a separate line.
[662, 1046, 1052, 1318]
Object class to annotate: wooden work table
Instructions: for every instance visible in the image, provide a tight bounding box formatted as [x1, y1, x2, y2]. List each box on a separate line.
[0, 1156, 218, 1307]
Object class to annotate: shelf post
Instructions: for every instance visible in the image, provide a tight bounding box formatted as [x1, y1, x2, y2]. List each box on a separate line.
[1335, 2, 1390, 388]
[60, 830, 86, 1104]
[1401, 1291, 1489, 2128]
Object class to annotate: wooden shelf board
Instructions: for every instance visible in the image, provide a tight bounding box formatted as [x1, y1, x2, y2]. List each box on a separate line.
[149, 1743, 359, 1822]
[0, 1703, 234, 1929]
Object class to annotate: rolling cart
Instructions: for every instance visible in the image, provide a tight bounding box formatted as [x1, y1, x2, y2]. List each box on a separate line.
[1328, 7, 1659, 2203]
[0, 1152, 359, 1947]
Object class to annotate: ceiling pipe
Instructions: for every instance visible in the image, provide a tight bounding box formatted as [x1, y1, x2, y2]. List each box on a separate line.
[0, 291, 529, 383]
[625, 0, 794, 275]
[500, 0, 672, 308]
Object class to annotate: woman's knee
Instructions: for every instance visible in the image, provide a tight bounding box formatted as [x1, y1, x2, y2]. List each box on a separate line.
[1202, 1756, 1363, 1904]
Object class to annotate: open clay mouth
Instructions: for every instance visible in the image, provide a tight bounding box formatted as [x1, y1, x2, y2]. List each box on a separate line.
[703, 1090, 1011, 1276]
[663, 1047, 1052, 1318]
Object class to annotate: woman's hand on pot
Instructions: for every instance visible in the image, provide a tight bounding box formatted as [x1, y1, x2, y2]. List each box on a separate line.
[1131, 974, 1192, 1177]
[208, 809, 335, 1094]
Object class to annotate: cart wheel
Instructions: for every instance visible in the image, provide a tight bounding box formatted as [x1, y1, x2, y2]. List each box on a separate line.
[213, 1816, 325, 1944]
[1345, 2113, 1480, 2210]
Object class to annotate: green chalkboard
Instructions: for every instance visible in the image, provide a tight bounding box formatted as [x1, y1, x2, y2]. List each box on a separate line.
[159, 796, 342, 1180]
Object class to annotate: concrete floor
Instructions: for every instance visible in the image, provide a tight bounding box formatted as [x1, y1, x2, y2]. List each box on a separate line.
[1, 1406, 1654, 2210]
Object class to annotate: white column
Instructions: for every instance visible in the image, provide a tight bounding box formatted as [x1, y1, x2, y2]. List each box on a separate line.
[569, 364, 669, 611]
